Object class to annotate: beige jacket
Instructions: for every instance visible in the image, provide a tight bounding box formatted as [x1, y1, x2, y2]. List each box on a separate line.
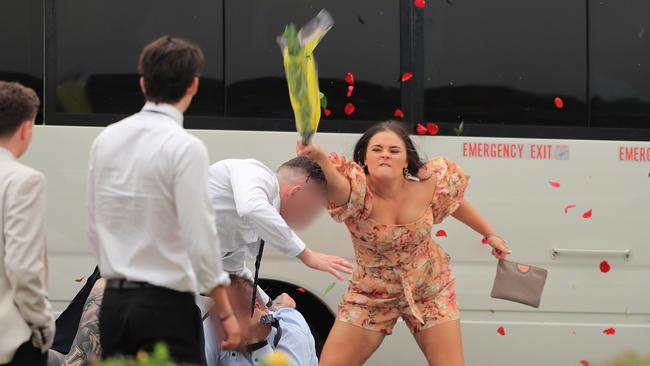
[0, 148, 54, 363]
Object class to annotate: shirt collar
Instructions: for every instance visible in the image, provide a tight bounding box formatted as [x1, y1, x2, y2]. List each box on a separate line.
[0, 146, 16, 161]
[141, 101, 184, 126]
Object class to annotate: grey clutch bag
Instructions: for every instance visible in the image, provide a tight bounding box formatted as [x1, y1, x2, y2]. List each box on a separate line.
[490, 259, 548, 308]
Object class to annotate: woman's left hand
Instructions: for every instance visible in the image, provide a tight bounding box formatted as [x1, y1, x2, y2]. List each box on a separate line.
[487, 236, 511, 260]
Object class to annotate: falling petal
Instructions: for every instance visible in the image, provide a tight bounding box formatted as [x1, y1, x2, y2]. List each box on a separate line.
[401, 72, 414, 82]
[497, 326, 506, 336]
[580, 361, 590, 366]
[426, 122, 439, 135]
[344, 103, 355, 116]
[435, 230, 447, 237]
[296, 287, 306, 293]
[599, 260, 611, 273]
[416, 123, 427, 135]
[564, 204, 577, 214]
[357, 15, 366, 25]
[582, 209, 593, 219]
[74, 276, 84, 283]
[603, 327, 616, 335]
[393, 108, 404, 119]
[323, 108, 332, 117]
[347, 85, 354, 97]
[414, 0, 426, 8]
[323, 282, 336, 296]
[554, 97, 564, 109]
[481, 238, 489, 245]
[453, 120, 465, 136]
[344, 72, 355, 85]
[549, 180, 561, 188]
[319, 92, 328, 109]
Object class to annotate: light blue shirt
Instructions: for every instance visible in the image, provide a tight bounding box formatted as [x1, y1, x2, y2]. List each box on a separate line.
[204, 308, 318, 366]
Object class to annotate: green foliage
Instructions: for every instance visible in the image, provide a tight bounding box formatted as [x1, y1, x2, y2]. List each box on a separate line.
[97, 343, 195, 366]
[595, 351, 650, 366]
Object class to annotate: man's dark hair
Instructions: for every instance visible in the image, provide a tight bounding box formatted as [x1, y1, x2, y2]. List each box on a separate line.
[138, 35, 204, 104]
[278, 156, 327, 188]
[229, 274, 265, 307]
[0, 81, 39, 139]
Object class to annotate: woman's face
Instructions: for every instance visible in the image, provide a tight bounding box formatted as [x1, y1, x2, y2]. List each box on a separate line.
[364, 130, 408, 180]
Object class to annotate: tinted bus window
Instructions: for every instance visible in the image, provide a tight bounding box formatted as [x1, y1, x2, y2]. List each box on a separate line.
[423, 0, 587, 127]
[225, 1, 400, 121]
[0, 0, 43, 123]
[590, 0, 650, 129]
[53, 0, 223, 117]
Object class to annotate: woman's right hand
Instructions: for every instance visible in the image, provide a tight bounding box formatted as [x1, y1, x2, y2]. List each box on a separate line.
[296, 140, 328, 164]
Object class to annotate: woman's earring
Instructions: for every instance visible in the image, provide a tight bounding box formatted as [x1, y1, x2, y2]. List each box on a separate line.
[403, 167, 420, 182]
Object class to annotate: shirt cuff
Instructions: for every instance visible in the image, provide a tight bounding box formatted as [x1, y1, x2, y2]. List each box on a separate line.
[199, 271, 231, 294]
[284, 234, 307, 257]
[251, 344, 275, 366]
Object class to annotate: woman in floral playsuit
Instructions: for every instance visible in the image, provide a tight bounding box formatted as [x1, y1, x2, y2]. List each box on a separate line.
[297, 121, 511, 366]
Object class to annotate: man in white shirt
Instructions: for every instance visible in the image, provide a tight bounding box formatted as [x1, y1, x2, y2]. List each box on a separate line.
[0, 81, 54, 366]
[208, 157, 353, 306]
[87, 36, 239, 364]
[204, 275, 318, 366]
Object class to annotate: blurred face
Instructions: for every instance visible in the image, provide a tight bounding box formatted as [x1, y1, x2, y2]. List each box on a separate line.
[279, 182, 326, 230]
[216, 285, 264, 345]
[364, 130, 408, 181]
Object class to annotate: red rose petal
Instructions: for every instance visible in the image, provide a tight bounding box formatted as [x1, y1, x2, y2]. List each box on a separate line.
[549, 180, 561, 188]
[344, 103, 355, 116]
[425, 122, 439, 135]
[344, 72, 355, 85]
[582, 209, 592, 219]
[435, 230, 447, 238]
[481, 238, 489, 245]
[580, 361, 590, 366]
[416, 123, 427, 135]
[554, 97, 564, 109]
[393, 108, 404, 119]
[296, 287, 306, 293]
[564, 204, 576, 214]
[74, 276, 84, 283]
[323, 108, 332, 117]
[401, 72, 413, 82]
[497, 326, 506, 336]
[603, 327, 615, 335]
[347, 85, 354, 97]
[414, 0, 426, 8]
[599, 260, 611, 273]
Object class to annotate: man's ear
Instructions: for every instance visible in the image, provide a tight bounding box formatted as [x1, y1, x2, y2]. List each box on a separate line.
[139, 77, 147, 97]
[187, 77, 199, 97]
[288, 184, 302, 197]
[19, 120, 33, 141]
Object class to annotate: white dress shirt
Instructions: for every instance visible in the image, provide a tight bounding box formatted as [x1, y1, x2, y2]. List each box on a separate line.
[87, 102, 229, 294]
[207, 159, 306, 278]
[204, 308, 318, 366]
[0, 146, 55, 363]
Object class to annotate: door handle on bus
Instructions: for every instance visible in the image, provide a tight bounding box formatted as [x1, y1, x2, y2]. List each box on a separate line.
[551, 247, 631, 261]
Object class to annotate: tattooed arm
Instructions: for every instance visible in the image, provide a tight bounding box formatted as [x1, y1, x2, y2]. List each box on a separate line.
[48, 278, 105, 366]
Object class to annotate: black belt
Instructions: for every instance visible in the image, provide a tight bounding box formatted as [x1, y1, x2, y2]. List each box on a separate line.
[106, 279, 156, 290]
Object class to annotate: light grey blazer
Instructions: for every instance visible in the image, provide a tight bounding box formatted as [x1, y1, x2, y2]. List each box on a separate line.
[0, 150, 54, 363]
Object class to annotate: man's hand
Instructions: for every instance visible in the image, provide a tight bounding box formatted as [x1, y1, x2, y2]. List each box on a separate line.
[297, 248, 353, 280]
[30, 324, 54, 352]
[210, 286, 242, 351]
[270, 293, 296, 311]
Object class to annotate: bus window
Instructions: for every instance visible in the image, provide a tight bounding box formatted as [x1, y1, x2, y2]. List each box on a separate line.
[423, 0, 588, 127]
[589, 1, 650, 130]
[0, 0, 43, 123]
[224, 1, 401, 122]
[51, 0, 223, 119]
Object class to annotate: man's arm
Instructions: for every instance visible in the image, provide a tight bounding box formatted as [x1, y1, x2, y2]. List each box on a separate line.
[4, 171, 54, 351]
[47, 279, 105, 366]
[229, 167, 306, 257]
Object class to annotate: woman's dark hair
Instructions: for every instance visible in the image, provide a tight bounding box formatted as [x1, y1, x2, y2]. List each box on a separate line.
[138, 35, 204, 104]
[353, 120, 426, 176]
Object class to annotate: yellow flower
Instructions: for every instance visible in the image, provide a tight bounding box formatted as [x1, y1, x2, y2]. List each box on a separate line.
[262, 350, 290, 366]
[136, 350, 149, 363]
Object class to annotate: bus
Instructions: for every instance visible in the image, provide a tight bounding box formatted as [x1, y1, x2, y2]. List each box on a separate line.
[2, 1, 649, 365]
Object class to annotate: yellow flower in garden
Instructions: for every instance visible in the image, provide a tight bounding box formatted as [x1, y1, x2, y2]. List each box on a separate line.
[135, 350, 149, 363]
[261, 350, 290, 366]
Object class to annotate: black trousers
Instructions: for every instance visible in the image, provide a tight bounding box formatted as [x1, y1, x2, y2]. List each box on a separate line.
[1, 341, 46, 366]
[99, 283, 204, 365]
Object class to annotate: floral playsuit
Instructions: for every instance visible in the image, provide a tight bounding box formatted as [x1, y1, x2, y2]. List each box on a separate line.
[328, 154, 469, 334]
